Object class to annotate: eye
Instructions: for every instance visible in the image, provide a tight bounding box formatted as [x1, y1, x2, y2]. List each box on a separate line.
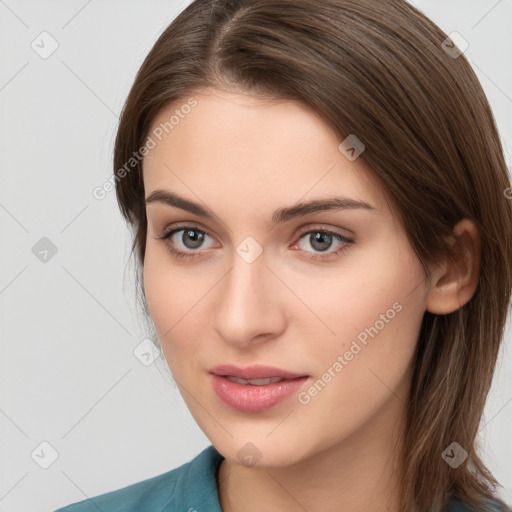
[293, 228, 353, 260]
[156, 225, 216, 259]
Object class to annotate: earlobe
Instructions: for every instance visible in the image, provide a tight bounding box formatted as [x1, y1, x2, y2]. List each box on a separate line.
[426, 219, 481, 315]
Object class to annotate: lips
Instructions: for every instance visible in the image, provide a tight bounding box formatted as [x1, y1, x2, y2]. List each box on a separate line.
[209, 364, 310, 412]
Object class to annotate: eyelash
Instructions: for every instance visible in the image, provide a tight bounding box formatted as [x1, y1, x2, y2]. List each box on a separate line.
[155, 224, 354, 261]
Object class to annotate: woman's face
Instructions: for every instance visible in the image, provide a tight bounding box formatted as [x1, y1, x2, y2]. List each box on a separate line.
[142, 87, 430, 467]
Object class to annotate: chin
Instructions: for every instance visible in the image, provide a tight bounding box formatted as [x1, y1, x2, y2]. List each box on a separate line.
[213, 436, 309, 469]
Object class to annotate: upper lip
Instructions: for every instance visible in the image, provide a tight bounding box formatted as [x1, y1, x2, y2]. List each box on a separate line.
[209, 364, 307, 380]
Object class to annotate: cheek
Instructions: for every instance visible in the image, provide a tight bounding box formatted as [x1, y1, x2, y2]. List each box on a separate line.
[142, 243, 217, 369]
[292, 240, 426, 386]
[301, 295, 421, 449]
[294, 246, 427, 430]
[287, 239, 426, 354]
[143, 246, 174, 331]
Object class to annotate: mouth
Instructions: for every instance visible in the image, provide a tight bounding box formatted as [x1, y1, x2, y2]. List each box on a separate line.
[209, 364, 310, 412]
[223, 376, 287, 385]
[209, 364, 308, 380]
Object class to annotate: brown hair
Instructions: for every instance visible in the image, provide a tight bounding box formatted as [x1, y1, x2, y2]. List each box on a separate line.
[113, 1, 512, 510]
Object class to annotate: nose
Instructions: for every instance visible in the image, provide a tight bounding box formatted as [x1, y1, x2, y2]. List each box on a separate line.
[213, 248, 286, 349]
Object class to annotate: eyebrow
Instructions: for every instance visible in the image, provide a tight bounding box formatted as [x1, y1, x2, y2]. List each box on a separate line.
[145, 189, 377, 225]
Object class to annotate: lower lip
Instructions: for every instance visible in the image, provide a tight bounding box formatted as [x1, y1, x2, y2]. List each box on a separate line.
[210, 374, 309, 412]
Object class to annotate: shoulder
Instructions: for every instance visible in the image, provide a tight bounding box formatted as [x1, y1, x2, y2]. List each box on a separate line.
[53, 445, 224, 512]
[444, 498, 512, 512]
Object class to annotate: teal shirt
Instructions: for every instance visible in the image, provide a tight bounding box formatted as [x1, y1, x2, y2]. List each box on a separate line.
[54, 445, 509, 512]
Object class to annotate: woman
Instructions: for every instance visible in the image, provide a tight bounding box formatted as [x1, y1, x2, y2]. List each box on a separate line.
[55, 0, 512, 511]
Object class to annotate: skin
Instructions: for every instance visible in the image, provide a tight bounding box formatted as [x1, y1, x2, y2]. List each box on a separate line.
[142, 86, 481, 512]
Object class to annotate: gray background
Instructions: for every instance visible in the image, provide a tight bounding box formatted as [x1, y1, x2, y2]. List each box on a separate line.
[0, 1, 511, 511]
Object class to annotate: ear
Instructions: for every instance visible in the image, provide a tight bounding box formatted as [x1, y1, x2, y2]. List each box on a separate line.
[426, 218, 481, 315]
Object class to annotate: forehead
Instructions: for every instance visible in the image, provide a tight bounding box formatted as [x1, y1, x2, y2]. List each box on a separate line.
[142, 87, 387, 214]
